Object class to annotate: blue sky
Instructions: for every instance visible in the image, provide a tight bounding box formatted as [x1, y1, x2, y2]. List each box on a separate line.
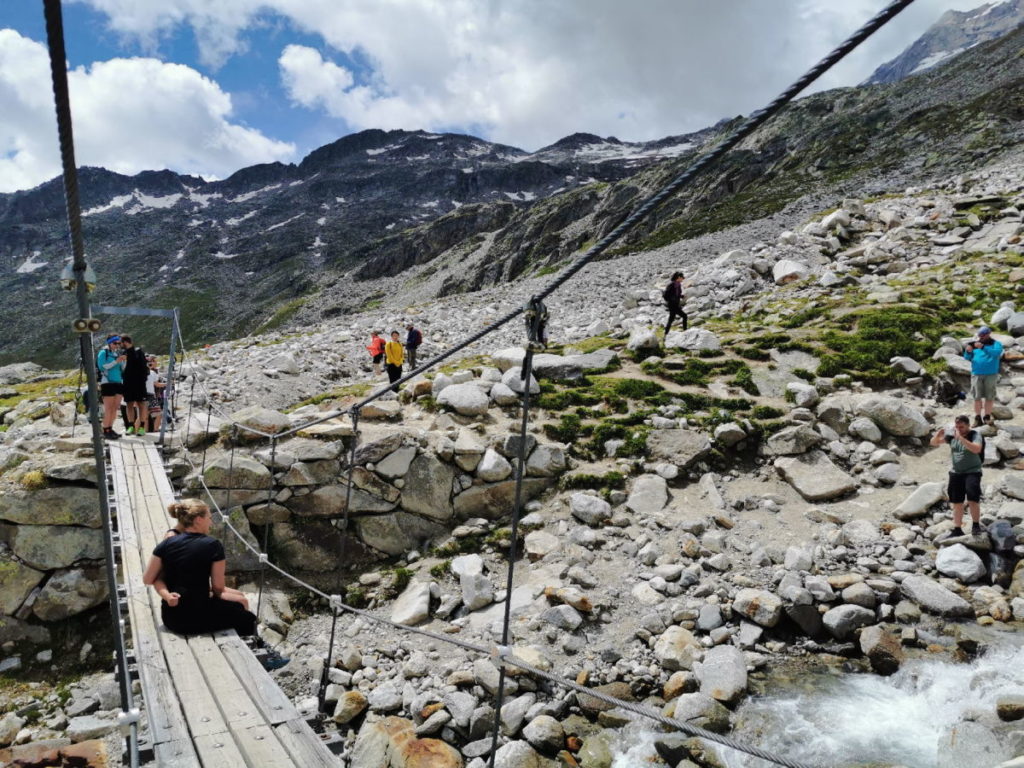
[0, 0, 996, 193]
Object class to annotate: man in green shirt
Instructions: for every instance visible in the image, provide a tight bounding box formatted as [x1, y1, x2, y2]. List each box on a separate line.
[929, 414, 985, 536]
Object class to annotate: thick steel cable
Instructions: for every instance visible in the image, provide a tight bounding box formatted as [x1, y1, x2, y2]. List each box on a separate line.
[319, 606, 340, 710]
[176, 444, 817, 768]
[42, 2, 139, 764]
[487, 341, 537, 766]
[255, 435, 277, 625]
[182, 374, 196, 451]
[200, 401, 214, 474]
[340, 409, 361, 532]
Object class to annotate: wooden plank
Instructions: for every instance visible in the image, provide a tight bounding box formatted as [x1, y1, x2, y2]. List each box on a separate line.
[213, 631, 298, 725]
[158, 630, 230, 738]
[187, 635, 263, 730]
[192, 732, 248, 768]
[273, 719, 340, 768]
[233, 724, 295, 768]
[154, 738, 202, 768]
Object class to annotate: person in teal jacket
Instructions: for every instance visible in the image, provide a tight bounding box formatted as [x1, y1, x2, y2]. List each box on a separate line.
[96, 335, 126, 439]
[963, 325, 1003, 427]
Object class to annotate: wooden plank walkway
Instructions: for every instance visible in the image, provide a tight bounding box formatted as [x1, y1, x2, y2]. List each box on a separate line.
[109, 440, 338, 768]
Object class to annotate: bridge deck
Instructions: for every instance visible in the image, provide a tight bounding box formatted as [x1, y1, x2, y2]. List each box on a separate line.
[109, 441, 337, 767]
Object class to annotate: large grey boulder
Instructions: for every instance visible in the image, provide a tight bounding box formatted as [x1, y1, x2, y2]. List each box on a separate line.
[0, 486, 102, 527]
[531, 353, 585, 381]
[695, 645, 747, 705]
[859, 625, 904, 675]
[272, 521, 371, 572]
[774, 451, 857, 502]
[453, 478, 550, 520]
[184, 414, 226, 448]
[437, 382, 490, 416]
[848, 417, 883, 443]
[772, 259, 810, 284]
[626, 474, 669, 514]
[900, 574, 973, 617]
[203, 454, 273, 489]
[230, 405, 290, 440]
[10, 525, 104, 570]
[893, 482, 945, 520]
[627, 326, 660, 351]
[391, 581, 432, 626]
[646, 429, 712, 468]
[665, 693, 731, 734]
[855, 396, 930, 437]
[570, 493, 611, 526]
[287, 484, 395, 517]
[353, 512, 446, 556]
[654, 626, 701, 671]
[732, 589, 783, 627]
[401, 453, 456, 521]
[32, 566, 109, 621]
[766, 424, 823, 456]
[476, 448, 513, 482]
[935, 544, 986, 583]
[822, 604, 875, 641]
[525, 444, 566, 477]
[0, 558, 45, 615]
[664, 329, 721, 352]
[502, 366, 541, 395]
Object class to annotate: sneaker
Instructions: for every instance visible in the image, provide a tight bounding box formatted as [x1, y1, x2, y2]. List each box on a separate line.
[260, 651, 290, 671]
[973, 415, 983, 427]
[126, 426, 135, 435]
[137, 427, 146, 436]
[984, 414, 994, 426]
[971, 522, 984, 536]
[949, 526, 964, 538]
[103, 429, 120, 440]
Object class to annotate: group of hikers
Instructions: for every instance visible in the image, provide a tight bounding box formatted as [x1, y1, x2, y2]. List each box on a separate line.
[366, 323, 422, 391]
[96, 333, 166, 440]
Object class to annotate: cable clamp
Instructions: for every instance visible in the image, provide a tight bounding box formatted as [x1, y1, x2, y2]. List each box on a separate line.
[329, 594, 344, 611]
[491, 644, 511, 668]
[258, 553, 269, 564]
[117, 708, 141, 732]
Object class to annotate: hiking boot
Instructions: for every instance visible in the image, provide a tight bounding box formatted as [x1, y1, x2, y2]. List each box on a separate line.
[973, 415, 983, 427]
[949, 526, 964, 538]
[972, 522, 984, 536]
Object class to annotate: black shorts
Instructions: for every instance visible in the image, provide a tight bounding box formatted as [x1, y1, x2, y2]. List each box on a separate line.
[948, 472, 982, 503]
[100, 382, 123, 398]
[124, 384, 148, 403]
[372, 353, 384, 364]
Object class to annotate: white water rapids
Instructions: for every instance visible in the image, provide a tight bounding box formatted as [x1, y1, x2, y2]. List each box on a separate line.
[611, 635, 1024, 768]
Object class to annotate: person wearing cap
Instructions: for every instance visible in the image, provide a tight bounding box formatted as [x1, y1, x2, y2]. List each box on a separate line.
[405, 323, 422, 369]
[96, 335, 127, 439]
[963, 326, 1003, 427]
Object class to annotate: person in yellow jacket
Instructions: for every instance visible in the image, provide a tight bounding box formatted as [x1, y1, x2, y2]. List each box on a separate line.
[384, 331, 404, 392]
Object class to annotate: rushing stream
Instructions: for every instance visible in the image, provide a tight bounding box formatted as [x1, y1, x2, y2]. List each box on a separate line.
[612, 633, 1024, 768]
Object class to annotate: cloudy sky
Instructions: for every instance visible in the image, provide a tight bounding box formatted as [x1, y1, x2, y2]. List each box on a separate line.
[0, 0, 994, 193]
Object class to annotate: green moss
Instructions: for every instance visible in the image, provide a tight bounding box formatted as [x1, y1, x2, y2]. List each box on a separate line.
[544, 413, 583, 443]
[730, 364, 759, 395]
[736, 347, 771, 361]
[381, 567, 413, 599]
[254, 296, 308, 334]
[792, 368, 815, 382]
[568, 336, 624, 355]
[344, 585, 369, 608]
[429, 560, 451, 579]
[559, 471, 627, 492]
[285, 382, 373, 412]
[18, 470, 46, 490]
[751, 405, 785, 419]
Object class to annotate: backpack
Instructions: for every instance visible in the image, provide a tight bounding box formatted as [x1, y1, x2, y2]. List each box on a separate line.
[662, 283, 674, 302]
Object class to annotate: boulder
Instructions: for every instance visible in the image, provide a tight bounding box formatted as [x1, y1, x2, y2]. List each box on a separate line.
[569, 493, 611, 526]
[272, 521, 372, 573]
[935, 544, 986, 583]
[354, 512, 446, 557]
[937, 722, 1010, 768]
[32, 566, 109, 621]
[350, 717, 462, 768]
[493, 740, 554, 767]
[772, 259, 810, 284]
[664, 692, 731, 733]
[0, 486, 101, 527]
[893, 482, 945, 520]
[490, 382, 519, 406]
[714, 422, 747, 447]
[229, 405, 290, 440]
[522, 714, 564, 754]
[627, 327, 660, 352]
[0, 558, 45, 615]
[332, 691, 368, 724]
[859, 625, 904, 675]
[664, 329, 721, 352]
[732, 589, 783, 628]
[453, 478, 550, 520]
[401, 453, 456, 521]
[855, 396, 930, 437]
[437, 383, 490, 416]
[822, 604, 875, 641]
[900, 574, 973, 617]
[847, 417, 883, 443]
[391, 581, 432, 626]
[525, 444, 566, 477]
[774, 451, 857, 502]
[695, 645, 747, 705]
[353, 433, 405, 465]
[645, 429, 712, 468]
[654, 626, 702, 671]
[203, 455, 273, 489]
[766, 425, 823, 456]
[10, 526, 104, 570]
[626, 474, 669, 514]
[502, 367, 541, 396]
[476, 449, 513, 483]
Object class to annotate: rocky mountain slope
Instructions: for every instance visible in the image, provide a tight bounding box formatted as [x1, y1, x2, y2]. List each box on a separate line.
[865, 0, 1024, 84]
[3, 19, 1023, 373]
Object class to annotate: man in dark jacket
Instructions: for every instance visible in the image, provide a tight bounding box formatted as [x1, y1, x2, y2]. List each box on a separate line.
[120, 335, 150, 435]
[664, 272, 687, 335]
[405, 323, 423, 369]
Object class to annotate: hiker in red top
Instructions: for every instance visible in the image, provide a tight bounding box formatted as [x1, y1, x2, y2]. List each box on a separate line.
[366, 331, 386, 377]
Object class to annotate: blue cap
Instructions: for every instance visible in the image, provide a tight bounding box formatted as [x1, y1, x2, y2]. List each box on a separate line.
[106, 335, 121, 344]
[978, 326, 992, 335]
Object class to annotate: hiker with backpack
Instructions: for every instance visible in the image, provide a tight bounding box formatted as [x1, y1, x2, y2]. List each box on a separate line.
[97, 335, 127, 439]
[929, 414, 985, 537]
[964, 325, 1003, 426]
[405, 323, 422, 369]
[663, 272, 687, 335]
[366, 331, 386, 377]
[384, 330, 404, 392]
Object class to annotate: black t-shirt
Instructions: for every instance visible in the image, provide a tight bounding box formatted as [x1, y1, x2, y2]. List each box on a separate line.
[123, 347, 149, 384]
[153, 533, 224, 603]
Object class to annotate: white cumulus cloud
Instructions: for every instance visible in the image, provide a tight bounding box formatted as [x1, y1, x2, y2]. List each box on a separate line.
[0, 29, 294, 193]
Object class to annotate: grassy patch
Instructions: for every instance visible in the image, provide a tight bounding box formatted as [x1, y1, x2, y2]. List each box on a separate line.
[559, 471, 627, 492]
[567, 335, 624, 355]
[285, 382, 373, 412]
[429, 560, 451, 579]
[254, 296, 307, 334]
[751, 405, 786, 419]
[18, 470, 46, 490]
[730, 364, 759, 395]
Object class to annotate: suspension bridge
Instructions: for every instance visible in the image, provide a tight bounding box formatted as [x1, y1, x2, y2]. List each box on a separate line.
[35, 0, 924, 765]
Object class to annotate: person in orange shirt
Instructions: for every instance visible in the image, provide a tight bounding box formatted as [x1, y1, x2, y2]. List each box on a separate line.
[366, 331, 386, 376]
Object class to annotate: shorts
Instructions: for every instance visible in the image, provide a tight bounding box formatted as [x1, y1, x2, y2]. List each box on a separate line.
[124, 383, 148, 403]
[372, 353, 384, 364]
[948, 471, 982, 503]
[970, 373, 998, 401]
[100, 382, 123, 398]
[148, 396, 163, 411]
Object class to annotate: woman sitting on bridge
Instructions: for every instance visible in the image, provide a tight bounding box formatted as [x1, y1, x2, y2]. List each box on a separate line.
[143, 499, 257, 636]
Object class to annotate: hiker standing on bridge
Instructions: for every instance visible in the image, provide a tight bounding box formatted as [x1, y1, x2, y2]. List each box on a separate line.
[143, 500, 258, 636]
[97, 335, 126, 440]
[121, 335, 149, 436]
[663, 272, 688, 335]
